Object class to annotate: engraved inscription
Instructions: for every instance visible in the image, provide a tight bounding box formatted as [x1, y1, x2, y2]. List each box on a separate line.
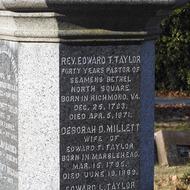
[60, 45, 141, 190]
[0, 41, 18, 190]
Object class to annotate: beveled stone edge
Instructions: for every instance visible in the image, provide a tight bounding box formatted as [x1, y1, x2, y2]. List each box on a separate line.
[0, 0, 189, 42]
[0, 31, 159, 43]
[0, 11, 161, 42]
[0, 0, 189, 11]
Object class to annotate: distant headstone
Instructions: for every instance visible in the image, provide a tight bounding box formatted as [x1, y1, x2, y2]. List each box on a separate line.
[155, 130, 190, 166]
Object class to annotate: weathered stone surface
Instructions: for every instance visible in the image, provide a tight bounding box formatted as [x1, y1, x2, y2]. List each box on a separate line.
[0, 40, 155, 190]
[0, 41, 60, 190]
[0, 0, 189, 190]
[60, 44, 141, 190]
[0, 40, 18, 190]
[18, 43, 60, 190]
[59, 40, 155, 190]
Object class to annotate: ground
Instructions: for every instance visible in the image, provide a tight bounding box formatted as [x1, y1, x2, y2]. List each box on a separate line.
[154, 165, 190, 190]
[154, 91, 190, 190]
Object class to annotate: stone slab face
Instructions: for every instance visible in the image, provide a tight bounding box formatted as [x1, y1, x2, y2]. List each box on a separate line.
[0, 40, 155, 190]
[0, 40, 18, 190]
[59, 42, 155, 190]
[155, 130, 190, 166]
[60, 44, 141, 190]
[18, 43, 60, 190]
[0, 0, 189, 188]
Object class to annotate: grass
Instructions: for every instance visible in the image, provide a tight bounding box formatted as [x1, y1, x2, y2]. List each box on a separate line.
[155, 165, 190, 190]
[155, 121, 190, 132]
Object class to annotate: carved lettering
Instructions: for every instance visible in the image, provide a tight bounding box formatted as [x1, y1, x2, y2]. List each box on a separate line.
[60, 45, 141, 190]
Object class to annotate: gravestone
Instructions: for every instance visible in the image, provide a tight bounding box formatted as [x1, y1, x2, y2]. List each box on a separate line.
[0, 1, 189, 190]
[0, 41, 18, 190]
[60, 44, 141, 190]
[155, 130, 190, 166]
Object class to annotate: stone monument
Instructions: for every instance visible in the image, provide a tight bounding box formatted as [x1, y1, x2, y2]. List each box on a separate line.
[0, 1, 189, 190]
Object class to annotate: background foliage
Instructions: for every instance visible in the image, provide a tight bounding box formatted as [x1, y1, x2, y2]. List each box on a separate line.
[156, 3, 190, 91]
